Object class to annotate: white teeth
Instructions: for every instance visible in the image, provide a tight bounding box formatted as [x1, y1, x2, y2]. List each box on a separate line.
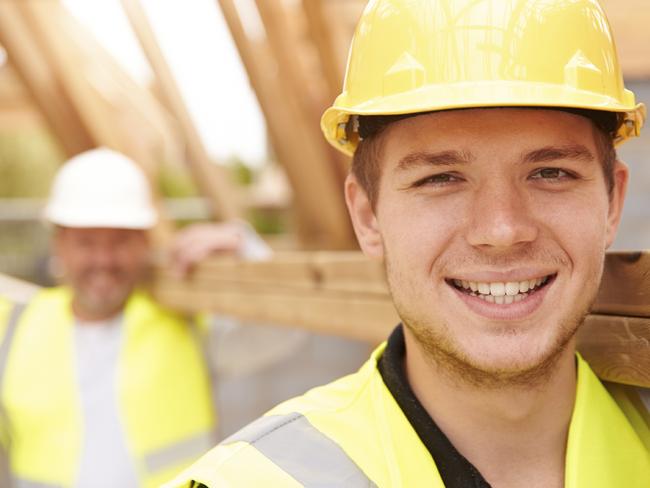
[490, 282, 505, 297]
[505, 282, 519, 296]
[452, 274, 552, 303]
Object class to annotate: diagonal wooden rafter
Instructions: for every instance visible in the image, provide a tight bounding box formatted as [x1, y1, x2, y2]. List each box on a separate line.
[0, 1, 93, 157]
[301, 0, 343, 103]
[253, 0, 350, 184]
[0, 0, 187, 241]
[121, 0, 240, 221]
[216, 0, 355, 248]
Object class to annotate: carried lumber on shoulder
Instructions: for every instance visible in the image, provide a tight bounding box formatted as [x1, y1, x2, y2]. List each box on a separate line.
[153, 251, 650, 388]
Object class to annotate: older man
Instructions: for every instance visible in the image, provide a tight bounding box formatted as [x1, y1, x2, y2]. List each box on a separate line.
[0, 148, 259, 487]
[168, 0, 649, 487]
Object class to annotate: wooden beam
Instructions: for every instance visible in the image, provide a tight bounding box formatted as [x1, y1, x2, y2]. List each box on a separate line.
[253, 0, 350, 184]
[301, 0, 342, 102]
[577, 315, 650, 387]
[216, 0, 354, 248]
[0, 2, 93, 156]
[12, 0, 179, 242]
[120, 0, 240, 221]
[592, 252, 650, 318]
[17, 0, 123, 150]
[152, 250, 650, 387]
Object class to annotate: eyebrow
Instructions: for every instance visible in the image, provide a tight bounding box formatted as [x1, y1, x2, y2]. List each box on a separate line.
[522, 144, 595, 164]
[395, 150, 474, 171]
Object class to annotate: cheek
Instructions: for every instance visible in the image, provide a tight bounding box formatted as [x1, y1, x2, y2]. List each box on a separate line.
[378, 193, 466, 271]
[117, 244, 149, 273]
[535, 192, 610, 256]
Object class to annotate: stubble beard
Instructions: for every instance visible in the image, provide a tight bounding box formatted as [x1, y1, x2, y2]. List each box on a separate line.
[385, 252, 602, 390]
[72, 265, 145, 320]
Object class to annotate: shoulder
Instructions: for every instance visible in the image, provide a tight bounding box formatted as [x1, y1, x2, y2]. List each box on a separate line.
[165, 352, 386, 487]
[124, 289, 191, 327]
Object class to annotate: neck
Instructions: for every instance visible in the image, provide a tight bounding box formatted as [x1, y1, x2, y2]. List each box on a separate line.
[72, 299, 125, 323]
[403, 329, 577, 488]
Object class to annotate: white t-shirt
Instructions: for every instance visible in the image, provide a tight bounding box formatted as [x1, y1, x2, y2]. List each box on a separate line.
[73, 315, 138, 488]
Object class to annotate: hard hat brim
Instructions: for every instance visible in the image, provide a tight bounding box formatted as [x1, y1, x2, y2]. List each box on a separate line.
[322, 81, 646, 156]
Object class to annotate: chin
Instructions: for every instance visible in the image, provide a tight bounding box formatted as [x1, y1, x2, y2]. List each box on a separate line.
[407, 318, 577, 388]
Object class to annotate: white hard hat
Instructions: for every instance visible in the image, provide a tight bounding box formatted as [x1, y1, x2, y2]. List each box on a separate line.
[44, 148, 157, 229]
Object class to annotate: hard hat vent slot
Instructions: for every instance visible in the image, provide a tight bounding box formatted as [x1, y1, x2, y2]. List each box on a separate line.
[383, 52, 425, 97]
[564, 50, 604, 92]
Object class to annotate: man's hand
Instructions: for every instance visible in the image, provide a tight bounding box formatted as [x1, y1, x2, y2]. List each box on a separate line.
[169, 221, 271, 277]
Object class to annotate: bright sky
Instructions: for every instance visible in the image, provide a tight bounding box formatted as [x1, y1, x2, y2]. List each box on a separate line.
[62, 0, 267, 166]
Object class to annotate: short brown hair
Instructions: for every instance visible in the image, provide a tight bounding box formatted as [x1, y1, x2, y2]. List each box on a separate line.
[351, 108, 621, 208]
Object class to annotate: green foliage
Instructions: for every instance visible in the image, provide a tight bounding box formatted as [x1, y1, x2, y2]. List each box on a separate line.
[227, 156, 254, 186]
[157, 163, 200, 198]
[248, 208, 288, 235]
[0, 130, 64, 197]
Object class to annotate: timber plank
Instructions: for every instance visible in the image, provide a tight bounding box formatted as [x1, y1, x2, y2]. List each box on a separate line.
[592, 251, 650, 318]
[153, 250, 650, 386]
[157, 251, 650, 315]
[154, 286, 397, 344]
[577, 314, 650, 387]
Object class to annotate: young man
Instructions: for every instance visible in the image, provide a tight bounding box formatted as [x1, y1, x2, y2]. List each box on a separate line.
[167, 0, 649, 486]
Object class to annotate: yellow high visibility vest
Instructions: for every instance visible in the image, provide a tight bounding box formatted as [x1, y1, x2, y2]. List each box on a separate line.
[0, 287, 216, 488]
[166, 344, 650, 488]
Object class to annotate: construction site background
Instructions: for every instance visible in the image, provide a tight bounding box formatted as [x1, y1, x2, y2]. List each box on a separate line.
[0, 0, 648, 437]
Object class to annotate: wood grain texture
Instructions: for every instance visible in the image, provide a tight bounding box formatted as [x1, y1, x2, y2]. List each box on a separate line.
[592, 252, 650, 318]
[577, 315, 650, 387]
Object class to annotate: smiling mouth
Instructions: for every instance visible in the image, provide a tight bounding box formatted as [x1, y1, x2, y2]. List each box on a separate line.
[446, 274, 556, 304]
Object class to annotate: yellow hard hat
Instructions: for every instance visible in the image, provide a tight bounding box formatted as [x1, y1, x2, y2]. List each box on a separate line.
[321, 0, 646, 156]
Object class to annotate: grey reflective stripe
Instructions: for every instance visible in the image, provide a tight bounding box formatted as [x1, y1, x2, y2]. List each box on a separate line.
[638, 387, 650, 413]
[0, 303, 27, 448]
[0, 303, 26, 381]
[189, 318, 220, 439]
[225, 413, 377, 487]
[144, 431, 214, 474]
[12, 478, 61, 488]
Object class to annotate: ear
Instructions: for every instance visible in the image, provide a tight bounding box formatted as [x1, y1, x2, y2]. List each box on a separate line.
[604, 160, 629, 249]
[345, 173, 384, 259]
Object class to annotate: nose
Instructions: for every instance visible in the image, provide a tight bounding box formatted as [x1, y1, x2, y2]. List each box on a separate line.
[466, 179, 538, 249]
[90, 243, 118, 268]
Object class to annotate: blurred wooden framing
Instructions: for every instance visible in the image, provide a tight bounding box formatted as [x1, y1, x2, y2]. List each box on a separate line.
[0, 0, 246, 242]
[0, 0, 177, 240]
[121, 0, 239, 221]
[154, 251, 650, 388]
[216, 0, 355, 249]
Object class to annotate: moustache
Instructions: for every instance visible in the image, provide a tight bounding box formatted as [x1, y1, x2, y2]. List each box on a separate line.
[438, 246, 570, 273]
